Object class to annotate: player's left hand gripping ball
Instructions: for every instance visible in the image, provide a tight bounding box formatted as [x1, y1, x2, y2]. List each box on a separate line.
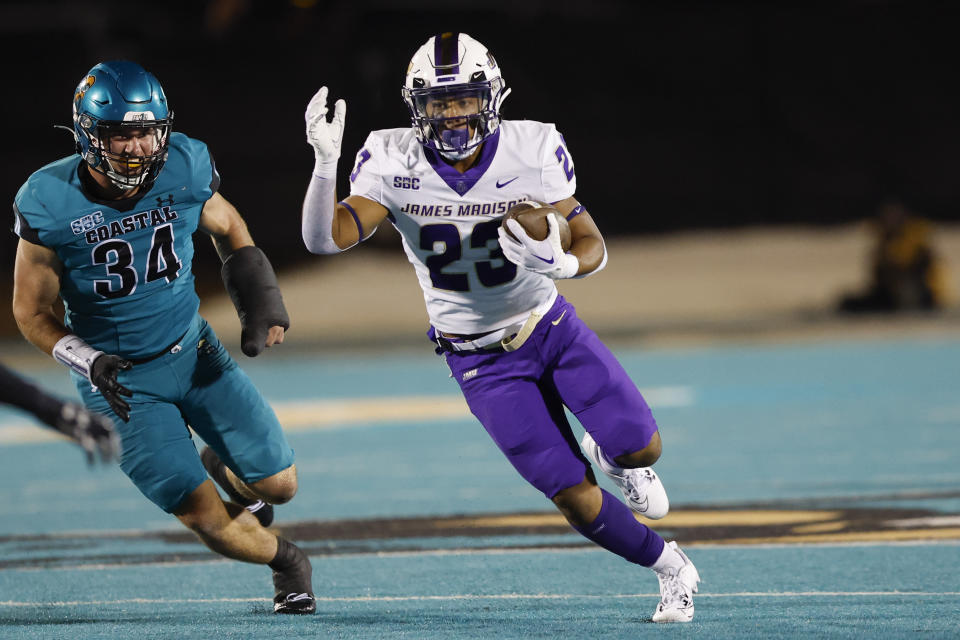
[498, 214, 580, 279]
[221, 246, 290, 357]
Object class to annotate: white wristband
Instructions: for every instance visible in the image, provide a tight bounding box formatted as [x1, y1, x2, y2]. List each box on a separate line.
[313, 157, 338, 179]
[556, 252, 580, 279]
[53, 334, 102, 382]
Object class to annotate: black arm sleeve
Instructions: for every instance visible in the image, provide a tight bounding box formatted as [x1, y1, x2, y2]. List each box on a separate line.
[0, 362, 63, 427]
[221, 246, 290, 357]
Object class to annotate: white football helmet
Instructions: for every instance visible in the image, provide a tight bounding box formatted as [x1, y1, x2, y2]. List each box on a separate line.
[402, 32, 511, 160]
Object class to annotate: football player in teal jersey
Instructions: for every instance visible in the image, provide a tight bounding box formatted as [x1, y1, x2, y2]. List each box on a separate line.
[11, 61, 314, 614]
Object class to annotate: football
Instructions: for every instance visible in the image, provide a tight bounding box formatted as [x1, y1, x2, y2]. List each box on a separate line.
[501, 201, 572, 251]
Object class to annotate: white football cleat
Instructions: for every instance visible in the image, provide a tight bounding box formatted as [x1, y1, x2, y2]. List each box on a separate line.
[580, 432, 669, 519]
[652, 542, 700, 623]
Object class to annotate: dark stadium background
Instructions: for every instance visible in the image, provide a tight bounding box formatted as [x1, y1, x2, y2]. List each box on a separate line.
[1, 0, 958, 325]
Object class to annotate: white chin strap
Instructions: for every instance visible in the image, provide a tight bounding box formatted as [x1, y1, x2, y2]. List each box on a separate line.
[496, 87, 512, 110]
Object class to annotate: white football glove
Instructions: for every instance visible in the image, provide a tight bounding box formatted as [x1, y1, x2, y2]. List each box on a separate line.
[497, 213, 579, 279]
[305, 86, 346, 177]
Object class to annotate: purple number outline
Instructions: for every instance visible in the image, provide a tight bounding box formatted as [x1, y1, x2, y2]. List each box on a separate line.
[554, 145, 575, 181]
[350, 149, 372, 183]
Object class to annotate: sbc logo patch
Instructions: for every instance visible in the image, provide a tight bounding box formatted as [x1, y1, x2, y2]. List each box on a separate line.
[70, 211, 104, 235]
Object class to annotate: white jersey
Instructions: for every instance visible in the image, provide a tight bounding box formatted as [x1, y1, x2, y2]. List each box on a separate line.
[348, 120, 577, 334]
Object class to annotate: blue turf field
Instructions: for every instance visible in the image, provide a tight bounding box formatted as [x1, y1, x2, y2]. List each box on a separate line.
[1, 335, 959, 638]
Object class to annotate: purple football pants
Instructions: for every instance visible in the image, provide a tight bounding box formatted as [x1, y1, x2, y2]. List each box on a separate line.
[440, 295, 659, 499]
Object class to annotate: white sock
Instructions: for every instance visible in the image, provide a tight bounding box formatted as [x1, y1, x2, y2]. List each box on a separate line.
[650, 541, 685, 574]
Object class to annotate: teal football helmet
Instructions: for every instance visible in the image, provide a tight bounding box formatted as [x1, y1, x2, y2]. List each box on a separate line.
[72, 61, 173, 191]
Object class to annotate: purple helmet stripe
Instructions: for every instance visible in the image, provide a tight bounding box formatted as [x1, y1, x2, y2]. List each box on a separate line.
[434, 32, 460, 77]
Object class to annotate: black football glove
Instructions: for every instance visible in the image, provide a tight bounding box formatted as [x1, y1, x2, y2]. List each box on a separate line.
[90, 354, 133, 422]
[221, 246, 290, 357]
[55, 402, 121, 465]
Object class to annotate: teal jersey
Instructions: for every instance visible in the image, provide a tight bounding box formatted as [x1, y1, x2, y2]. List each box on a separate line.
[13, 132, 220, 359]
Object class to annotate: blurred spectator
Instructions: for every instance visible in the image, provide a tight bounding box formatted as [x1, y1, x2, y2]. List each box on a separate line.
[838, 196, 950, 313]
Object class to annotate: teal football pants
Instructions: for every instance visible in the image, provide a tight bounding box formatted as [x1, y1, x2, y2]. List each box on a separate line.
[75, 314, 294, 513]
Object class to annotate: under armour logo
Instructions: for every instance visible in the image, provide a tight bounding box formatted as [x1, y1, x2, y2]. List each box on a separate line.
[156, 194, 174, 207]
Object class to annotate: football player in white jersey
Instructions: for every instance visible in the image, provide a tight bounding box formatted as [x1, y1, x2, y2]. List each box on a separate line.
[301, 32, 700, 622]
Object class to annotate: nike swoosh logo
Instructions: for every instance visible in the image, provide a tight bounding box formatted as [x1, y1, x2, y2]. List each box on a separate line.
[283, 593, 314, 602]
[496, 177, 519, 188]
[551, 310, 567, 325]
[532, 253, 554, 264]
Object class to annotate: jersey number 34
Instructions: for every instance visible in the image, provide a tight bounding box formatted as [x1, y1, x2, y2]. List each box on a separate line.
[91, 223, 182, 299]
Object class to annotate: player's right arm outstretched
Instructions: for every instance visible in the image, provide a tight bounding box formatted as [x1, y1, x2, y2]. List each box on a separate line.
[301, 87, 388, 254]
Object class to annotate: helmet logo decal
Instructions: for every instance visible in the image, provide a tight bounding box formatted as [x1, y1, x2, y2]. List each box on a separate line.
[74, 75, 95, 107]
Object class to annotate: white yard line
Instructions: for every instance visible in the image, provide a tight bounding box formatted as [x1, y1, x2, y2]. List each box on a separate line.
[1, 590, 958, 607]
[5, 538, 960, 573]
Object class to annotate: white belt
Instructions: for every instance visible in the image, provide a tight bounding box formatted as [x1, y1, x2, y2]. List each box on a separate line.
[441, 290, 558, 353]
